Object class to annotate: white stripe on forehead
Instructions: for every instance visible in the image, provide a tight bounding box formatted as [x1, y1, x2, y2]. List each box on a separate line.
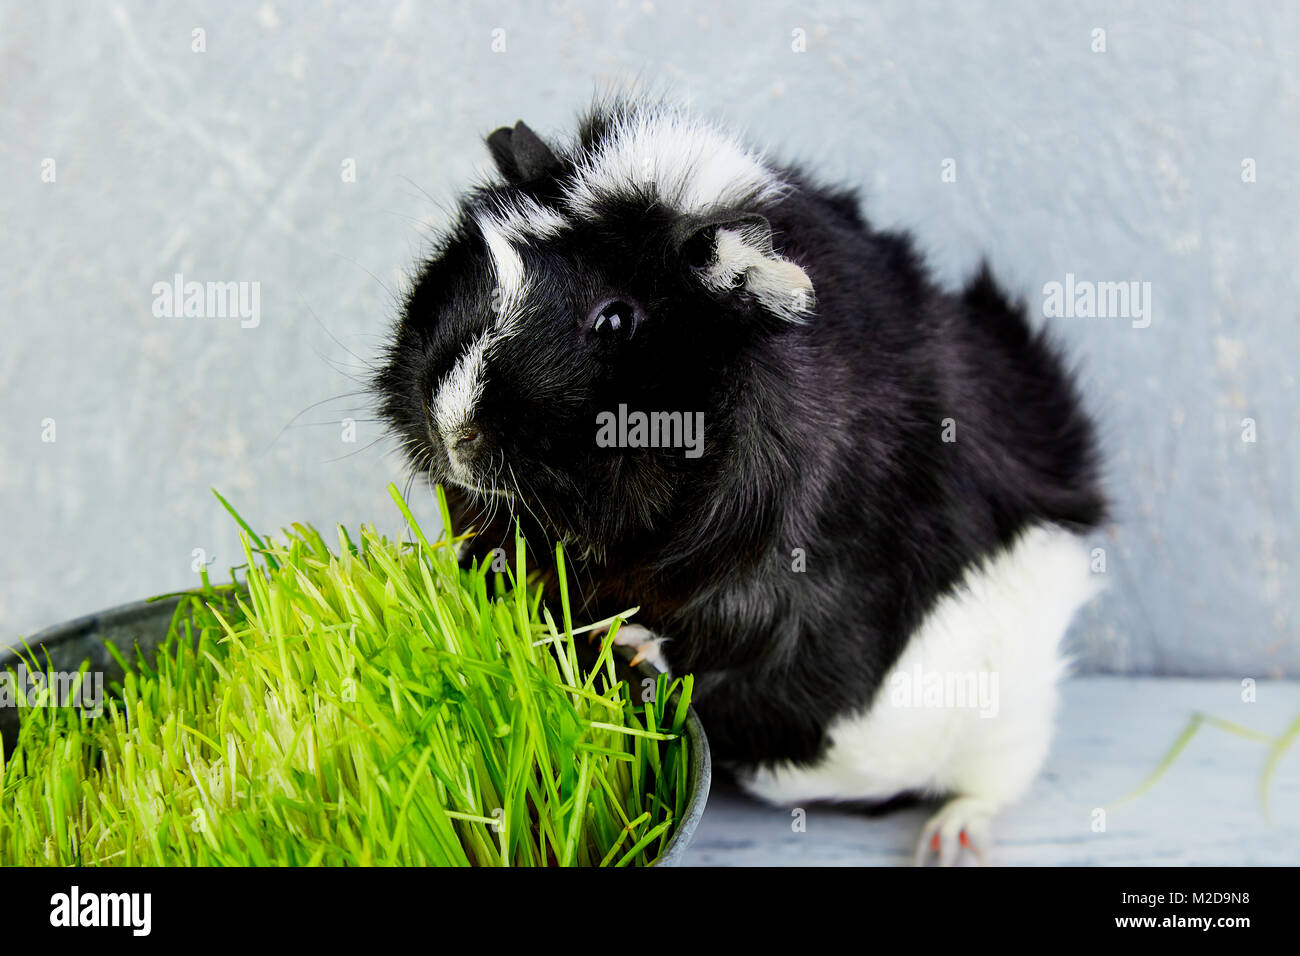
[433, 331, 488, 439]
[487, 194, 569, 240]
[475, 194, 573, 334]
[562, 109, 787, 217]
[435, 200, 566, 436]
[477, 213, 527, 319]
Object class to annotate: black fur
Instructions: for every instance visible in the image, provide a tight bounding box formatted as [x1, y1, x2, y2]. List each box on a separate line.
[375, 101, 1105, 768]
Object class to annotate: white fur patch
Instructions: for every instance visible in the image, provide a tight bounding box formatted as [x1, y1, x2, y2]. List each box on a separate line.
[476, 213, 527, 321]
[484, 194, 569, 241]
[705, 225, 814, 321]
[432, 207, 555, 446]
[432, 332, 488, 447]
[738, 523, 1101, 811]
[562, 108, 787, 217]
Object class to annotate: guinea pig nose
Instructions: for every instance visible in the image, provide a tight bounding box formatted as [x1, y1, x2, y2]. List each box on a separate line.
[451, 425, 482, 454]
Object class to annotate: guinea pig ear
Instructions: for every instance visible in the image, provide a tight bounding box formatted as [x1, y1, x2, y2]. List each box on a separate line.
[678, 213, 814, 322]
[486, 120, 562, 184]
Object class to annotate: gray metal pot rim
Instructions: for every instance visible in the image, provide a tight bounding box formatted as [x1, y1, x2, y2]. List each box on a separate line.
[1, 594, 710, 867]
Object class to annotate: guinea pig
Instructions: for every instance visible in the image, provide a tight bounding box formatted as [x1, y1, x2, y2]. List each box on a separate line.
[375, 97, 1106, 866]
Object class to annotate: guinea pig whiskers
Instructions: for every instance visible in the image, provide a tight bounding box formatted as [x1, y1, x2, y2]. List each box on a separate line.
[396, 436, 431, 475]
[401, 469, 419, 515]
[321, 435, 387, 464]
[506, 461, 563, 575]
[287, 417, 386, 429]
[480, 454, 504, 537]
[295, 291, 384, 376]
[506, 462, 548, 537]
[505, 462, 599, 611]
[263, 390, 375, 454]
[454, 451, 503, 543]
[328, 250, 405, 314]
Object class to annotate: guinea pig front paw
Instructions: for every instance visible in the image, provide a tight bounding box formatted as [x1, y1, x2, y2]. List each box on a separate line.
[610, 623, 671, 674]
[914, 796, 993, 867]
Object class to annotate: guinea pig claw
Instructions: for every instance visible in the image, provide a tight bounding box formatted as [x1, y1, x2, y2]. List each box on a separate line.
[914, 796, 992, 867]
[628, 645, 655, 668]
[611, 624, 670, 674]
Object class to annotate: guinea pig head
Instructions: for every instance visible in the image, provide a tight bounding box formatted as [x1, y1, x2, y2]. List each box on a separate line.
[375, 104, 815, 560]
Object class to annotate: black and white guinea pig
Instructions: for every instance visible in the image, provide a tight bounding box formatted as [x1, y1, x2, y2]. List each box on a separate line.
[375, 97, 1106, 865]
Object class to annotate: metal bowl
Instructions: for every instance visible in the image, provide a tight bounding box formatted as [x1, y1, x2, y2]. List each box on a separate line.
[0, 595, 710, 866]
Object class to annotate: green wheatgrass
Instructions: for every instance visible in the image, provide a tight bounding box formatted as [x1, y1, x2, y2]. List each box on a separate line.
[0, 484, 693, 866]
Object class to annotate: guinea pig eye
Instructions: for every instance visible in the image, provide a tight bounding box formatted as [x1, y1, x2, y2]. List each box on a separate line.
[588, 297, 641, 342]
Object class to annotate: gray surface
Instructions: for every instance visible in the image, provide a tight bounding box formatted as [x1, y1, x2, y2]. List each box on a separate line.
[684, 676, 1300, 865]
[0, 1, 1296, 677]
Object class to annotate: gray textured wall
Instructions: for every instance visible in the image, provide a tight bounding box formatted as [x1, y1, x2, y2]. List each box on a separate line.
[1, 1, 1296, 675]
